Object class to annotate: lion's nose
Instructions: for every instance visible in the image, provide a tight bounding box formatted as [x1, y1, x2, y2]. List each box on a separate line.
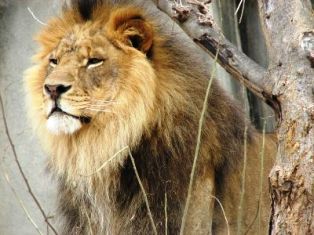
[44, 84, 72, 100]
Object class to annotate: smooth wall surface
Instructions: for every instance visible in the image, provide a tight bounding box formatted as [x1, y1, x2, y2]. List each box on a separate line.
[0, 1, 61, 234]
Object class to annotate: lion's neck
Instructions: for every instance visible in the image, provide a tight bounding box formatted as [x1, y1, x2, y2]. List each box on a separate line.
[47, 74, 205, 233]
[55, 127, 195, 234]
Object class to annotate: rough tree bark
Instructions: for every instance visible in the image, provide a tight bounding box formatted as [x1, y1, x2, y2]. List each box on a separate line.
[257, 1, 314, 234]
[154, 0, 314, 234]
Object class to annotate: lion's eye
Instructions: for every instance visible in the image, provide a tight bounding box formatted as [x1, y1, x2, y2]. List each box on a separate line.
[87, 58, 104, 69]
[49, 58, 58, 67]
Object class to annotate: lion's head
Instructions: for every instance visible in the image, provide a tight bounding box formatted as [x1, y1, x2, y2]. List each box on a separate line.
[24, 4, 179, 179]
[25, 6, 157, 136]
[24, 1, 203, 181]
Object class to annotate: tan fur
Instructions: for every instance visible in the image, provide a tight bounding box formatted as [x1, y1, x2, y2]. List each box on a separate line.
[24, 2, 276, 234]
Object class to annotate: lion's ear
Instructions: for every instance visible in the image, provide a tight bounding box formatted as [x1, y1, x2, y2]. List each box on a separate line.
[107, 8, 154, 54]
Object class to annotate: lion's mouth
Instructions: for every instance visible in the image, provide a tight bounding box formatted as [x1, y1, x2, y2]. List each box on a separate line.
[48, 106, 91, 124]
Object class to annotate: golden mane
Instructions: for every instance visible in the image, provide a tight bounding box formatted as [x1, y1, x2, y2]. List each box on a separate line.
[24, 1, 276, 234]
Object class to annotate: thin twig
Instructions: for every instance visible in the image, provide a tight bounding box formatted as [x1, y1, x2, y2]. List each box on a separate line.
[237, 126, 248, 235]
[0, 94, 59, 235]
[0, 164, 44, 235]
[165, 193, 168, 235]
[78, 145, 157, 233]
[244, 120, 267, 235]
[154, 0, 277, 112]
[82, 202, 94, 235]
[244, 200, 259, 235]
[210, 195, 230, 235]
[27, 7, 47, 26]
[258, 119, 266, 233]
[239, 0, 246, 23]
[179, 48, 219, 235]
[128, 148, 158, 235]
[242, 120, 269, 235]
[79, 146, 129, 177]
[236, 86, 249, 235]
[235, 0, 246, 23]
[235, 0, 243, 15]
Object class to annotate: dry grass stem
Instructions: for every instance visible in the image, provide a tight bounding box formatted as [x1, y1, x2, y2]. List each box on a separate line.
[79, 146, 129, 177]
[258, 120, 266, 234]
[176, 0, 184, 7]
[83, 202, 94, 235]
[235, 0, 246, 23]
[0, 164, 44, 235]
[27, 7, 47, 26]
[236, 85, 249, 235]
[0, 93, 59, 235]
[179, 49, 219, 235]
[127, 148, 158, 235]
[210, 195, 230, 235]
[165, 193, 168, 235]
[244, 203, 259, 235]
[237, 125, 248, 235]
[235, 0, 244, 15]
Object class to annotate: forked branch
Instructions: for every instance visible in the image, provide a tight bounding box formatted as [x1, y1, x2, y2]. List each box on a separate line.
[153, 0, 280, 114]
[0, 94, 59, 235]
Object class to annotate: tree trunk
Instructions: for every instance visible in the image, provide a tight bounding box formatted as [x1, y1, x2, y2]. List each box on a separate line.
[154, 0, 314, 234]
[257, 1, 314, 234]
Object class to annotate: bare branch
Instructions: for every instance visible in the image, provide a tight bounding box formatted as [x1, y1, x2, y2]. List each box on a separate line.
[78, 146, 128, 177]
[237, 86, 249, 235]
[27, 7, 47, 26]
[209, 195, 230, 235]
[128, 148, 158, 235]
[180, 46, 218, 235]
[0, 164, 44, 235]
[235, 0, 246, 23]
[153, 0, 280, 113]
[257, 119, 266, 233]
[82, 202, 94, 235]
[0, 93, 59, 235]
[164, 193, 168, 235]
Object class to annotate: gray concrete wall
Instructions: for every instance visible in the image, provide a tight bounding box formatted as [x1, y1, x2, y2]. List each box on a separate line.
[0, 1, 61, 234]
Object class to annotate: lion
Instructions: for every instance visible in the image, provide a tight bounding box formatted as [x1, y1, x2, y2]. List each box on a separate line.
[24, 0, 276, 234]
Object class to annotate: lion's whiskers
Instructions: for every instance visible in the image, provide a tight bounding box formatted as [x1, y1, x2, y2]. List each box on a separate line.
[87, 100, 120, 109]
[91, 99, 117, 103]
[89, 102, 119, 107]
[85, 108, 116, 114]
[88, 103, 115, 108]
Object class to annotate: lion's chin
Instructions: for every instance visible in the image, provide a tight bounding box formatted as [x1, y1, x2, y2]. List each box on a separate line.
[46, 112, 82, 135]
